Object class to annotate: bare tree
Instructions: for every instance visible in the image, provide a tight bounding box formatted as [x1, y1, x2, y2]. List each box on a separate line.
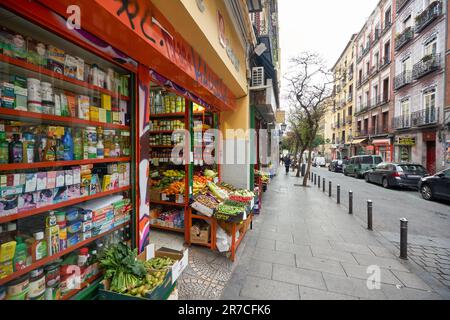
[285, 52, 333, 186]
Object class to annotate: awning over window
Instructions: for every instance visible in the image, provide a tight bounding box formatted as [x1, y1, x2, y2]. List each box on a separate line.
[351, 138, 367, 144]
[372, 139, 391, 145]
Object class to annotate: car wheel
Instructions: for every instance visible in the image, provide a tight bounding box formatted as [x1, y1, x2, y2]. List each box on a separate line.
[382, 178, 390, 189]
[365, 174, 370, 183]
[421, 184, 433, 201]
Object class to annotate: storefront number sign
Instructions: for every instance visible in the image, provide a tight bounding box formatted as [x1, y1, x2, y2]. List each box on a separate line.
[397, 137, 416, 146]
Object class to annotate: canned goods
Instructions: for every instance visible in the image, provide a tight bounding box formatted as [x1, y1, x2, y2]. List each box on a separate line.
[28, 268, 46, 300]
[27, 78, 41, 103]
[6, 275, 29, 300]
[40, 82, 53, 102]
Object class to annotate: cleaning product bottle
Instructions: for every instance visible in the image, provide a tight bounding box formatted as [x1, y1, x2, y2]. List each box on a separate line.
[0, 132, 9, 164]
[62, 128, 74, 160]
[13, 237, 28, 271]
[31, 231, 47, 262]
[9, 134, 23, 163]
[22, 132, 35, 164]
[73, 129, 82, 160]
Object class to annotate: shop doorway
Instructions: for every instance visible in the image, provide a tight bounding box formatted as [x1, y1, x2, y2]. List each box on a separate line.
[426, 141, 436, 174]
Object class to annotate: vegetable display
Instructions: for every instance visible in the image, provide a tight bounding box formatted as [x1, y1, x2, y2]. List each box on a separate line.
[207, 182, 228, 201]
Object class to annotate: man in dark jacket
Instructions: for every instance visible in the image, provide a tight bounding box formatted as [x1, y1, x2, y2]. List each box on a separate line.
[284, 156, 292, 175]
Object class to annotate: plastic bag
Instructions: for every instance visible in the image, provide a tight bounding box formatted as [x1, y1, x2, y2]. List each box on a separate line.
[216, 225, 231, 253]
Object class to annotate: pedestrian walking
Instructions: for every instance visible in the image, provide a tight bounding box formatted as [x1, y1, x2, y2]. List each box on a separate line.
[284, 156, 292, 175]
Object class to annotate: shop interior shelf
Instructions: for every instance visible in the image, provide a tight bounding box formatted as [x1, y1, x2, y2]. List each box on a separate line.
[0, 108, 130, 130]
[150, 113, 186, 118]
[0, 221, 130, 286]
[149, 130, 177, 134]
[150, 224, 184, 233]
[61, 273, 103, 300]
[150, 200, 186, 207]
[0, 54, 130, 101]
[191, 214, 213, 221]
[0, 186, 131, 224]
[0, 157, 131, 172]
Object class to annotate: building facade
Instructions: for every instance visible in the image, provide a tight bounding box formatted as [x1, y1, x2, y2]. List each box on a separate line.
[331, 35, 357, 160]
[354, 0, 396, 162]
[393, 0, 447, 173]
[318, 98, 335, 162]
[445, 0, 450, 167]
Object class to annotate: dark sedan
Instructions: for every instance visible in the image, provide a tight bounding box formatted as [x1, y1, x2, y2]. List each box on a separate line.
[328, 160, 343, 172]
[365, 163, 428, 189]
[419, 168, 450, 202]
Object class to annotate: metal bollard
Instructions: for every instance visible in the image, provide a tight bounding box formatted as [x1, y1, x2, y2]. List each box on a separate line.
[367, 200, 373, 230]
[400, 218, 408, 260]
[318, 176, 321, 188]
[314, 174, 317, 185]
[329, 181, 332, 197]
[322, 178, 325, 192]
[337, 185, 341, 204]
[349, 191, 353, 214]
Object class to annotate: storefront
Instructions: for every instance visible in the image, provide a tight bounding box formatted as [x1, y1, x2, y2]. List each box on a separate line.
[372, 138, 393, 162]
[0, 0, 259, 300]
[394, 135, 417, 164]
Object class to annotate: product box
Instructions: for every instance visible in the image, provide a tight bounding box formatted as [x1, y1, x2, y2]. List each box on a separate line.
[0, 82, 15, 97]
[112, 112, 120, 124]
[36, 189, 54, 208]
[47, 45, 65, 74]
[190, 224, 210, 245]
[26, 38, 47, 67]
[72, 167, 81, 185]
[60, 93, 69, 117]
[1, 96, 14, 109]
[82, 220, 92, 233]
[80, 210, 93, 222]
[56, 171, 65, 188]
[89, 106, 99, 122]
[66, 94, 76, 118]
[67, 233, 81, 247]
[64, 54, 78, 79]
[0, 186, 23, 198]
[119, 101, 127, 125]
[14, 94, 27, 111]
[0, 194, 18, 216]
[45, 222, 60, 256]
[77, 95, 90, 120]
[36, 172, 48, 191]
[98, 108, 107, 123]
[66, 184, 80, 200]
[75, 57, 85, 81]
[47, 171, 57, 189]
[24, 173, 37, 193]
[18, 192, 37, 212]
[54, 94, 62, 116]
[65, 169, 73, 186]
[81, 230, 91, 241]
[101, 94, 112, 110]
[53, 186, 67, 203]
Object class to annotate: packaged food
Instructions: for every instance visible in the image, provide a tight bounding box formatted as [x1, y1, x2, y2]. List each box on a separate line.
[64, 54, 78, 79]
[47, 45, 65, 74]
[26, 38, 47, 67]
[6, 275, 29, 300]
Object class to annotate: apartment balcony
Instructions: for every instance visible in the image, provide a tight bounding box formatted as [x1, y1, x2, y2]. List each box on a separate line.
[412, 53, 442, 80]
[415, 1, 443, 34]
[379, 56, 391, 70]
[372, 29, 381, 44]
[356, 105, 369, 115]
[355, 129, 368, 137]
[346, 117, 353, 125]
[411, 108, 438, 127]
[393, 115, 411, 129]
[395, 27, 414, 51]
[396, 0, 411, 13]
[357, 44, 371, 63]
[394, 70, 412, 90]
[382, 21, 393, 35]
[348, 71, 354, 81]
[347, 94, 353, 103]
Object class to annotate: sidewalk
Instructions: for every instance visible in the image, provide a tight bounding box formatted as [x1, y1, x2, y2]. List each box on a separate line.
[221, 172, 450, 300]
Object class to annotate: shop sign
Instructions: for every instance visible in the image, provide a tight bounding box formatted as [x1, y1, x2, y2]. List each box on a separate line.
[396, 136, 416, 146]
[104, 0, 236, 109]
[275, 111, 285, 124]
[218, 11, 240, 72]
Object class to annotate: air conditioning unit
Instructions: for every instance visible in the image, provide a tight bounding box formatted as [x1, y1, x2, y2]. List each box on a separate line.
[251, 67, 265, 88]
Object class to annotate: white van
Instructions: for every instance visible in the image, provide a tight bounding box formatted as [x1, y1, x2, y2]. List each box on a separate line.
[313, 157, 326, 167]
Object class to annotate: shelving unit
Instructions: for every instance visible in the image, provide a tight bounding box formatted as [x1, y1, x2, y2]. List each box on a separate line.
[0, 157, 131, 171]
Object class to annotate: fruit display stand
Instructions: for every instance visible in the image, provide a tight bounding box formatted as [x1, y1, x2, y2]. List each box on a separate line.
[0, 9, 136, 300]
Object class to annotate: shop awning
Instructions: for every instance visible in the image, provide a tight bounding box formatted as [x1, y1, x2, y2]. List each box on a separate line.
[372, 139, 391, 145]
[351, 138, 367, 145]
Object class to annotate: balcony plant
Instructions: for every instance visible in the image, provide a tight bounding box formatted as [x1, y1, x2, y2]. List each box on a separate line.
[421, 54, 433, 62]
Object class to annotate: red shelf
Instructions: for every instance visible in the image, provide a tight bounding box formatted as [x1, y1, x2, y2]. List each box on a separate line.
[191, 214, 214, 221]
[61, 273, 103, 300]
[0, 157, 131, 172]
[149, 130, 176, 134]
[150, 224, 184, 233]
[0, 221, 130, 286]
[0, 54, 130, 101]
[150, 200, 186, 207]
[0, 108, 130, 130]
[0, 186, 131, 224]
[150, 113, 185, 118]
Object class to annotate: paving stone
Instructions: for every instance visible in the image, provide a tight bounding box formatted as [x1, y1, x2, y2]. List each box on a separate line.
[368, 245, 396, 258]
[256, 238, 276, 250]
[381, 284, 440, 300]
[252, 248, 296, 266]
[296, 255, 346, 276]
[258, 230, 294, 243]
[322, 273, 387, 300]
[329, 241, 374, 255]
[311, 246, 358, 263]
[391, 270, 432, 291]
[239, 276, 300, 300]
[340, 262, 401, 286]
[275, 241, 312, 256]
[272, 264, 326, 290]
[247, 259, 273, 279]
[441, 280, 450, 287]
[299, 286, 359, 300]
[352, 253, 410, 272]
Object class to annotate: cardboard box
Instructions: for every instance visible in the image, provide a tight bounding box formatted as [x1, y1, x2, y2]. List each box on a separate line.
[190, 224, 210, 245]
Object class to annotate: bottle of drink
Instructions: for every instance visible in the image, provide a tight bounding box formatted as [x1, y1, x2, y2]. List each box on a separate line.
[62, 128, 74, 161]
[9, 134, 23, 163]
[0, 132, 9, 164]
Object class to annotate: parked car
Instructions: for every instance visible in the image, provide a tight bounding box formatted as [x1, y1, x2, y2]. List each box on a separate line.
[343, 155, 383, 178]
[419, 168, 450, 202]
[329, 160, 343, 172]
[365, 163, 428, 189]
[342, 159, 350, 173]
[312, 157, 326, 167]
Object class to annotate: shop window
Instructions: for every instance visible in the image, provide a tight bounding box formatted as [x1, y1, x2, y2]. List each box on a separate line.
[399, 145, 412, 162]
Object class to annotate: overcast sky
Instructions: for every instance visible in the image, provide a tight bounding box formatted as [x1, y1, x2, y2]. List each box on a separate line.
[279, 0, 379, 105]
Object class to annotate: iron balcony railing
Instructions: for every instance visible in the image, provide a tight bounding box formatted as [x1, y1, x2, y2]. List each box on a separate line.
[348, 71, 354, 81]
[394, 70, 412, 90]
[393, 115, 411, 129]
[395, 27, 414, 51]
[415, 1, 442, 34]
[383, 20, 392, 35]
[373, 29, 381, 44]
[370, 96, 381, 108]
[379, 56, 391, 69]
[412, 53, 442, 80]
[347, 94, 353, 103]
[411, 108, 438, 126]
[396, 0, 411, 13]
[355, 129, 368, 137]
[346, 117, 353, 125]
[356, 104, 369, 115]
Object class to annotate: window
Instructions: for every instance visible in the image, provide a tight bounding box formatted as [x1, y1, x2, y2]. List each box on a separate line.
[361, 156, 374, 164]
[402, 56, 411, 72]
[373, 84, 379, 102]
[374, 52, 380, 68]
[403, 15, 412, 30]
[423, 88, 436, 111]
[424, 37, 437, 56]
[385, 7, 392, 26]
[348, 107, 352, 116]
[401, 99, 410, 117]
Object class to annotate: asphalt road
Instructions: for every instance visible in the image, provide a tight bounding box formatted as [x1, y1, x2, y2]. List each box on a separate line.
[307, 167, 450, 241]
